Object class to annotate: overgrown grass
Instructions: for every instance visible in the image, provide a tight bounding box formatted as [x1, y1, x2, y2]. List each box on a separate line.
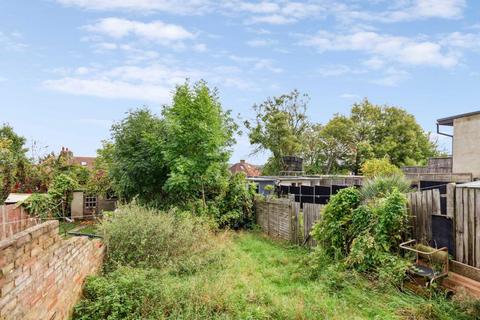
[74, 231, 476, 319]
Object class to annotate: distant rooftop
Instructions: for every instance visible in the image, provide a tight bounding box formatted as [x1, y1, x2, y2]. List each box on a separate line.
[437, 111, 480, 126]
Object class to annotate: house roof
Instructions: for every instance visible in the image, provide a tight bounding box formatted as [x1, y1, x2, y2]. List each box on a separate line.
[437, 111, 480, 126]
[4, 193, 32, 204]
[229, 160, 262, 177]
[72, 156, 96, 169]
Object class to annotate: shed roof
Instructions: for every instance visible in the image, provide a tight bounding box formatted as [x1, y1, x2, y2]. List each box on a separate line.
[437, 111, 480, 126]
[4, 193, 32, 204]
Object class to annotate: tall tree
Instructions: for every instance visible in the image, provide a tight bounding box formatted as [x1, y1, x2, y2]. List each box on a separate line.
[107, 108, 168, 203]
[163, 80, 237, 205]
[320, 99, 438, 174]
[245, 90, 310, 174]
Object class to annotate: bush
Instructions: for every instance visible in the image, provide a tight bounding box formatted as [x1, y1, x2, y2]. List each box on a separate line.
[311, 179, 411, 286]
[361, 158, 401, 178]
[73, 267, 165, 320]
[310, 187, 361, 258]
[100, 204, 219, 273]
[360, 174, 411, 202]
[215, 173, 256, 229]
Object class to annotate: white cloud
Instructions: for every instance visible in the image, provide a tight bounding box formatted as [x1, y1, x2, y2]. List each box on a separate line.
[334, 0, 466, 23]
[363, 57, 385, 70]
[317, 65, 365, 77]
[246, 38, 277, 47]
[0, 31, 28, 51]
[246, 14, 296, 25]
[301, 31, 459, 68]
[371, 68, 410, 87]
[43, 62, 257, 102]
[228, 55, 283, 73]
[440, 32, 480, 50]
[56, 0, 211, 15]
[84, 18, 194, 45]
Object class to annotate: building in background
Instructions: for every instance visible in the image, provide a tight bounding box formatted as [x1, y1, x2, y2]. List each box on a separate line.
[229, 160, 262, 177]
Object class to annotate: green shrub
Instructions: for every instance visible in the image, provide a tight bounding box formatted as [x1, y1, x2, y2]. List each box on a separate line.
[215, 173, 256, 229]
[100, 204, 219, 273]
[360, 174, 411, 202]
[310, 187, 361, 258]
[23, 193, 54, 218]
[311, 179, 411, 286]
[73, 267, 165, 320]
[361, 158, 401, 178]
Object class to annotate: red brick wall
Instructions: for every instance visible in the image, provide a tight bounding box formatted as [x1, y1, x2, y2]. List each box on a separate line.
[0, 220, 104, 319]
[0, 205, 40, 240]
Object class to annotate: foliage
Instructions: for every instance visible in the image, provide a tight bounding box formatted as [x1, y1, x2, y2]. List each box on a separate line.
[0, 124, 29, 201]
[311, 179, 412, 286]
[360, 174, 411, 202]
[48, 173, 79, 216]
[245, 90, 310, 175]
[302, 117, 355, 174]
[106, 108, 168, 203]
[100, 204, 218, 272]
[311, 187, 361, 258]
[162, 80, 237, 205]
[73, 267, 166, 320]
[87, 142, 115, 196]
[73, 232, 473, 320]
[317, 99, 438, 174]
[360, 157, 402, 178]
[214, 173, 256, 229]
[22, 193, 54, 218]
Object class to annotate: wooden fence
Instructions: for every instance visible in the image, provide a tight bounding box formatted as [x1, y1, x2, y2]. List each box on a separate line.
[255, 198, 323, 246]
[258, 184, 480, 273]
[454, 186, 480, 268]
[406, 189, 441, 243]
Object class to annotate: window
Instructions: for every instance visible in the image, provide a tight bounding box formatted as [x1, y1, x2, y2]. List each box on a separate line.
[84, 195, 97, 209]
[81, 161, 87, 166]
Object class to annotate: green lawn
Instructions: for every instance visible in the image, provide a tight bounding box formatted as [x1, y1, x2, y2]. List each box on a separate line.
[75, 231, 476, 319]
[178, 231, 470, 320]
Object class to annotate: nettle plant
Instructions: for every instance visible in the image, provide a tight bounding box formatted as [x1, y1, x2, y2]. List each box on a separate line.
[311, 178, 411, 286]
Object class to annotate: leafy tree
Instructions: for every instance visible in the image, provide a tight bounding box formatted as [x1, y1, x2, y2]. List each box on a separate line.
[87, 142, 115, 197]
[107, 108, 168, 203]
[320, 99, 438, 174]
[0, 124, 29, 201]
[360, 158, 402, 178]
[163, 80, 237, 205]
[302, 118, 355, 174]
[245, 90, 310, 175]
[214, 173, 257, 229]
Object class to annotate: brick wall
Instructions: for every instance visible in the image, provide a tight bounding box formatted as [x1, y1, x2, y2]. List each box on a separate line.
[0, 205, 40, 240]
[0, 220, 104, 319]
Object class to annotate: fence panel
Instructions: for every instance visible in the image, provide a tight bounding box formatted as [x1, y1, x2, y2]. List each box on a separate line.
[302, 203, 323, 247]
[453, 187, 480, 268]
[255, 199, 323, 246]
[407, 189, 440, 243]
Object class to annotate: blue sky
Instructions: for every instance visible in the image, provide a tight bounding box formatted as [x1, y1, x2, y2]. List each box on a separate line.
[1, 0, 479, 164]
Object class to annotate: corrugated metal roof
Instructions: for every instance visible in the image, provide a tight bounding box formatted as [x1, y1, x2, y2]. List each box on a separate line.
[4, 193, 32, 204]
[437, 111, 480, 126]
[457, 181, 480, 188]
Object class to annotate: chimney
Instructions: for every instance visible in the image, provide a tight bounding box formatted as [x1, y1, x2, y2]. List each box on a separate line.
[240, 159, 246, 164]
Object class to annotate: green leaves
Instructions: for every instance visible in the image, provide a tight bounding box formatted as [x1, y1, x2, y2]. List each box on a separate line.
[245, 89, 310, 175]
[311, 178, 410, 286]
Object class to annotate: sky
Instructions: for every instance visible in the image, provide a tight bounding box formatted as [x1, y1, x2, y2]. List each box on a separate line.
[1, 0, 480, 164]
